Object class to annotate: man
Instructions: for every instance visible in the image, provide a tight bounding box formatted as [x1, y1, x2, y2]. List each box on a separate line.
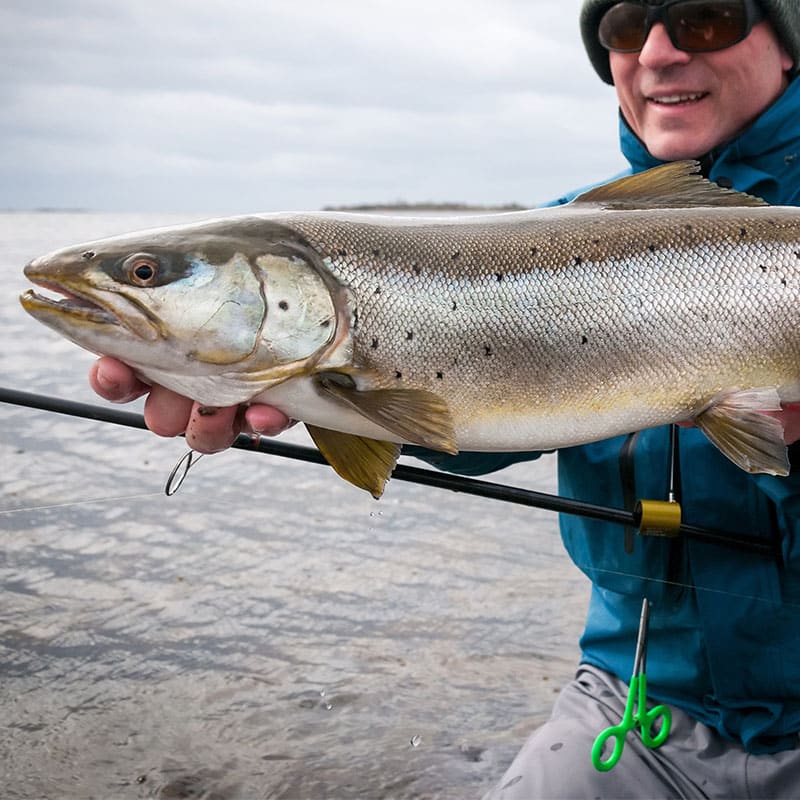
[91, 1, 800, 795]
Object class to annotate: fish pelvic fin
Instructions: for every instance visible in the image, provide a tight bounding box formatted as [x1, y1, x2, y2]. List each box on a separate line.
[694, 387, 789, 476]
[305, 424, 401, 498]
[574, 161, 768, 209]
[315, 372, 459, 455]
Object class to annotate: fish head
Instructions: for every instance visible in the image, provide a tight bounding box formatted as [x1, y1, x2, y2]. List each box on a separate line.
[20, 218, 343, 404]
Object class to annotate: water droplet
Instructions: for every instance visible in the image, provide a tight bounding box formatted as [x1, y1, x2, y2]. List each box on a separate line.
[323, 702, 333, 711]
[319, 690, 326, 698]
[410, 735, 422, 748]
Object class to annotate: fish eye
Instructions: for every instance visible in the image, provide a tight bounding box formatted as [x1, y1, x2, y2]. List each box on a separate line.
[124, 254, 160, 286]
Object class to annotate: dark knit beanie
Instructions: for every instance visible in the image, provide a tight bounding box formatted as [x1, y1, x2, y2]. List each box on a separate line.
[580, 0, 800, 84]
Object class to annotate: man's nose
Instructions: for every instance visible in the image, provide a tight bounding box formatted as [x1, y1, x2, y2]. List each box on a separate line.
[638, 21, 693, 69]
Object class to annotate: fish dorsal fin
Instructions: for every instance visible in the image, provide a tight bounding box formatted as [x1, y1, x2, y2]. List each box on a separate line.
[315, 372, 458, 455]
[305, 424, 401, 498]
[694, 387, 789, 476]
[573, 161, 767, 210]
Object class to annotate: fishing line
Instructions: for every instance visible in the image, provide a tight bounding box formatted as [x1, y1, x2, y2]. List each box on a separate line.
[0, 492, 165, 517]
[570, 561, 800, 612]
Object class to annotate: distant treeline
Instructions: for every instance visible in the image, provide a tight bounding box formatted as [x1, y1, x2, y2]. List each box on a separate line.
[323, 201, 527, 212]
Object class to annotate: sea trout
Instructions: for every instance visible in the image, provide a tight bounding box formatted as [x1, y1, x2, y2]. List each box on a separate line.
[20, 162, 800, 496]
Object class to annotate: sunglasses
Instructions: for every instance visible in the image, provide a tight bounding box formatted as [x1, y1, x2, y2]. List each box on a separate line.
[598, 0, 765, 54]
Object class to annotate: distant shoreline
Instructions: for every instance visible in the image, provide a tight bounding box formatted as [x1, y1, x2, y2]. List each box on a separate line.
[1, 207, 91, 213]
[323, 201, 527, 213]
[1, 201, 529, 215]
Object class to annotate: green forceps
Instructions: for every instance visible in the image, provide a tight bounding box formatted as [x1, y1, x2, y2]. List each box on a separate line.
[591, 598, 672, 772]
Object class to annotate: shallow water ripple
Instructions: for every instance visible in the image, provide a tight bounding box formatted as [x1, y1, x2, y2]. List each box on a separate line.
[1, 213, 585, 799]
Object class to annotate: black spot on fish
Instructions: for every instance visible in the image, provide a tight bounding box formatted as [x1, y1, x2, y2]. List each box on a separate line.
[685, 224, 694, 232]
[353, 309, 359, 329]
[372, 248, 380, 257]
[760, 265, 768, 272]
[395, 371, 402, 379]
[451, 300, 457, 311]
[573, 256, 583, 266]
[279, 300, 289, 311]
[371, 337, 379, 349]
[581, 335, 588, 345]
[484, 345, 493, 357]
[406, 331, 414, 341]
[795, 251, 800, 259]
[530, 246, 538, 257]
[413, 263, 421, 275]
[740, 228, 748, 238]
[338, 248, 347, 257]
[495, 273, 504, 282]
[451, 251, 460, 261]
[647, 244, 656, 253]
[81, 250, 95, 260]
[592, 238, 600, 245]
[320, 319, 331, 328]
[782, 278, 788, 286]
[374, 286, 382, 294]
[436, 371, 443, 379]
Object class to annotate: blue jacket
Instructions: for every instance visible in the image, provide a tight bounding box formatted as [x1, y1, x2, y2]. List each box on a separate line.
[411, 77, 800, 754]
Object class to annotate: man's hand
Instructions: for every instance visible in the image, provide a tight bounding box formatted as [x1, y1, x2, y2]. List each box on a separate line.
[774, 403, 800, 446]
[89, 356, 292, 453]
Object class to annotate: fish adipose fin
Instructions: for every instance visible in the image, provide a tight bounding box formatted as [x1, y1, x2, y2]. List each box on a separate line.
[305, 424, 401, 499]
[315, 373, 459, 455]
[574, 161, 768, 210]
[694, 387, 789, 476]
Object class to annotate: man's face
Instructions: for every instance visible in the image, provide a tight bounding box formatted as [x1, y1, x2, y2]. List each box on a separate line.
[610, 18, 793, 160]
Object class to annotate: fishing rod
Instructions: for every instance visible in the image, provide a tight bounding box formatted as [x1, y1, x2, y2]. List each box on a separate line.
[0, 385, 776, 557]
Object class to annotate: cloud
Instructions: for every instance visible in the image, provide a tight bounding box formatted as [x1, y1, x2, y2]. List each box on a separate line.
[0, 0, 624, 211]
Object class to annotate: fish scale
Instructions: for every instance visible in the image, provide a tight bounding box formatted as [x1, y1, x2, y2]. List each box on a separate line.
[19, 161, 800, 495]
[287, 206, 800, 429]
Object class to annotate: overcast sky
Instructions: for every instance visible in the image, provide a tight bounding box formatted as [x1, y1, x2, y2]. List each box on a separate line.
[1, 0, 628, 213]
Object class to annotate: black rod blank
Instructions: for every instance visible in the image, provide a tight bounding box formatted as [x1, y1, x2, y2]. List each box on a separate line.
[0, 385, 775, 556]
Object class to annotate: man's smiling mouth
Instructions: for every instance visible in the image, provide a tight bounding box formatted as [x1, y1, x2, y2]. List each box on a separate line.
[648, 92, 709, 105]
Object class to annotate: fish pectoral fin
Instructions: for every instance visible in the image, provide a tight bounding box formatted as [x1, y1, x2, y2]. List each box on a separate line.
[305, 424, 401, 498]
[315, 373, 459, 455]
[574, 161, 767, 209]
[694, 387, 789, 476]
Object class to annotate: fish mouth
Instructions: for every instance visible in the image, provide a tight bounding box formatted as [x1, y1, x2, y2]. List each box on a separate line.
[20, 278, 118, 326]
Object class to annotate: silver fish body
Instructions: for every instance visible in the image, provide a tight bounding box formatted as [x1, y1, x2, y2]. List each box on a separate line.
[20, 162, 800, 495]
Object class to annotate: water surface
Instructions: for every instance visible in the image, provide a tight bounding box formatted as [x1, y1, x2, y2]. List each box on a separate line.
[0, 212, 586, 799]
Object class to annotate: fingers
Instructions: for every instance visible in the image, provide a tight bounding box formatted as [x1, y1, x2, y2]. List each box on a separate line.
[185, 404, 241, 453]
[89, 357, 149, 403]
[148, 392, 292, 453]
[90, 357, 293, 452]
[244, 404, 293, 436]
[144, 384, 195, 438]
[776, 402, 800, 446]
[181, 403, 293, 453]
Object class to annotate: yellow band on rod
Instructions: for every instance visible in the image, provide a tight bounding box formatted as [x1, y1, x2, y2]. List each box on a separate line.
[635, 500, 682, 537]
